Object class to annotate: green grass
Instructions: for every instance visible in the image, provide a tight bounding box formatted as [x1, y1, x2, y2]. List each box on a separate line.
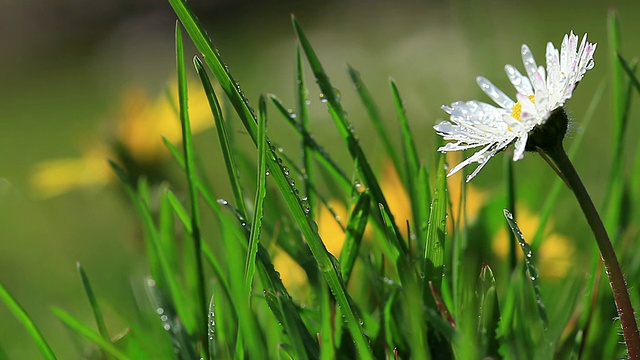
[3, 2, 640, 359]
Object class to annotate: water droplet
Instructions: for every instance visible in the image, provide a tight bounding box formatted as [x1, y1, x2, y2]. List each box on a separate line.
[304, 207, 310, 214]
[217, 199, 229, 205]
[319, 93, 328, 103]
[333, 88, 342, 102]
[160, 315, 168, 322]
[163, 324, 171, 331]
[156, 308, 164, 315]
[265, 170, 270, 176]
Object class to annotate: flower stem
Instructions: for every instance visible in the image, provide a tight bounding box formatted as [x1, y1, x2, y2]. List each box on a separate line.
[541, 144, 640, 358]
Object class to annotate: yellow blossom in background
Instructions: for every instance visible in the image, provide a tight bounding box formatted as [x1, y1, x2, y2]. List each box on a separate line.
[493, 206, 575, 279]
[31, 79, 215, 198]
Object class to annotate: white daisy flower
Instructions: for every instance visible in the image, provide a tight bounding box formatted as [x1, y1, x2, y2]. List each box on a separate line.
[434, 31, 597, 182]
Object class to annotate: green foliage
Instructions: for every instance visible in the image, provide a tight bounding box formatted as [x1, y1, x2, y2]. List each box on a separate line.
[4, 3, 640, 360]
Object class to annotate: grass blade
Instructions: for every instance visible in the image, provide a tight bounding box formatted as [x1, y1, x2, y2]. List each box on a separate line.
[76, 262, 110, 359]
[0, 282, 57, 359]
[348, 66, 402, 178]
[503, 209, 548, 331]
[51, 307, 128, 360]
[166, 3, 371, 355]
[390, 78, 428, 244]
[475, 264, 501, 358]
[244, 95, 268, 295]
[296, 44, 316, 220]
[293, 16, 407, 258]
[193, 57, 248, 218]
[423, 155, 447, 291]
[109, 161, 198, 338]
[339, 190, 370, 282]
[176, 24, 207, 350]
[604, 9, 625, 237]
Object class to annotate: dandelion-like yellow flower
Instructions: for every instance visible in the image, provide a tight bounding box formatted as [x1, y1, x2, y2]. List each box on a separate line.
[31, 80, 215, 198]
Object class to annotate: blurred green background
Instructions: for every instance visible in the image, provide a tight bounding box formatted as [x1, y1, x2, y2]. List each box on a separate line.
[1, 0, 640, 358]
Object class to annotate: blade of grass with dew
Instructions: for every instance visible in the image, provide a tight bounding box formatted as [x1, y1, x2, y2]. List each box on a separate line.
[164, 188, 233, 306]
[295, 44, 316, 220]
[208, 295, 216, 359]
[51, 307, 129, 360]
[109, 161, 197, 337]
[293, 16, 407, 257]
[530, 80, 606, 251]
[244, 95, 268, 296]
[475, 264, 501, 359]
[167, 164, 316, 358]
[268, 94, 351, 190]
[504, 154, 517, 272]
[163, 138, 312, 330]
[390, 78, 429, 246]
[176, 26, 207, 350]
[193, 57, 248, 218]
[143, 278, 197, 359]
[263, 290, 314, 360]
[167, 3, 371, 355]
[76, 263, 110, 360]
[348, 66, 402, 179]
[503, 209, 548, 331]
[604, 9, 625, 237]
[424, 155, 447, 291]
[339, 190, 370, 282]
[0, 282, 56, 359]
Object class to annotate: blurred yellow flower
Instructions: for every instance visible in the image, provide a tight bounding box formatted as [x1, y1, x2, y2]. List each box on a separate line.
[31, 80, 215, 198]
[493, 206, 575, 279]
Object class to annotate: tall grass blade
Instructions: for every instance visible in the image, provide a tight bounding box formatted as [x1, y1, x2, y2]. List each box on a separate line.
[293, 16, 407, 258]
[143, 278, 196, 359]
[76, 262, 110, 359]
[475, 264, 501, 358]
[193, 57, 248, 218]
[109, 161, 197, 337]
[207, 295, 216, 359]
[503, 209, 548, 330]
[51, 307, 129, 360]
[244, 95, 268, 295]
[295, 45, 316, 220]
[319, 282, 335, 360]
[339, 190, 370, 282]
[348, 66, 402, 178]
[166, 7, 370, 355]
[389, 79, 428, 244]
[176, 24, 207, 350]
[424, 155, 447, 291]
[504, 155, 517, 271]
[604, 9, 625, 237]
[268, 94, 351, 189]
[263, 290, 314, 360]
[0, 282, 57, 360]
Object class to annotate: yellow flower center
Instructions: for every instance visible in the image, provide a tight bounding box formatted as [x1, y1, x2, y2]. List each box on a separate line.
[510, 95, 536, 121]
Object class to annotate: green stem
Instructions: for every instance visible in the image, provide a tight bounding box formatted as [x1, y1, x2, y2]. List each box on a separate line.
[541, 144, 640, 358]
